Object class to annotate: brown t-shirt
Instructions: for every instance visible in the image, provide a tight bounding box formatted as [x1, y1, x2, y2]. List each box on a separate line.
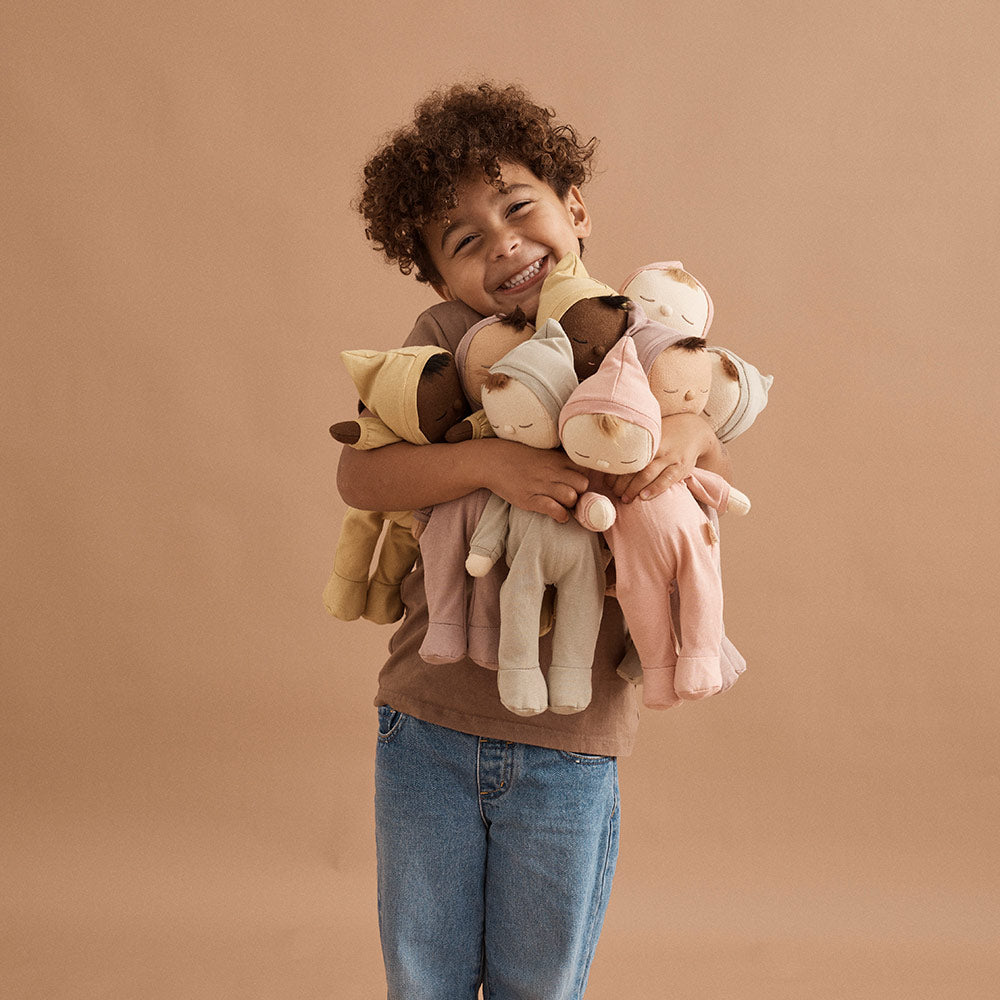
[372, 300, 641, 757]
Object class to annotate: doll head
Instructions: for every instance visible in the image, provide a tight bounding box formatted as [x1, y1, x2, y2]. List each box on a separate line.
[535, 253, 626, 378]
[334, 345, 467, 444]
[646, 337, 713, 417]
[703, 347, 774, 442]
[558, 336, 662, 474]
[456, 307, 534, 406]
[480, 320, 578, 450]
[619, 261, 713, 337]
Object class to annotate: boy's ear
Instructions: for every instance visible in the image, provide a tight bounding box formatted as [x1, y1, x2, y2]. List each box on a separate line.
[431, 281, 455, 302]
[566, 185, 592, 238]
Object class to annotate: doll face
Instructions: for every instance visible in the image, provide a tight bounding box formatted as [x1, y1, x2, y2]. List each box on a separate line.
[415, 357, 469, 442]
[701, 351, 739, 433]
[462, 319, 534, 405]
[559, 299, 629, 378]
[622, 270, 711, 335]
[560, 413, 656, 473]
[421, 163, 591, 322]
[646, 347, 713, 417]
[482, 378, 559, 449]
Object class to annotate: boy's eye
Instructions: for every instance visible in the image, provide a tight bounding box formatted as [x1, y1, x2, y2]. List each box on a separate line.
[454, 234, 476, 254]
[508, 200, 531, 215]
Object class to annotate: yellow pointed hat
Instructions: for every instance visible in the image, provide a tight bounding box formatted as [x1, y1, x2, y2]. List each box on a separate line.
[341, 345, 450, 445]
[535, 252, 619, 329]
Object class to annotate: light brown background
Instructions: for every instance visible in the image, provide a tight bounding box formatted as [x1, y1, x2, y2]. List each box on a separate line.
[4, 2, 999, 997]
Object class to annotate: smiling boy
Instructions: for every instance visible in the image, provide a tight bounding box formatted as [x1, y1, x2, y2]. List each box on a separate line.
[337, 82, 742, 999]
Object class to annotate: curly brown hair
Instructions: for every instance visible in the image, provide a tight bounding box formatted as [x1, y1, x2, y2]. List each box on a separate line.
[358, 82, 597, 285]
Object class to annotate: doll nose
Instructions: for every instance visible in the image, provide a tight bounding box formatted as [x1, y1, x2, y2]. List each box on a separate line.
[684, 389, 695, 401]
[592, 344, 606, 358]
[659, 305, 674, 318]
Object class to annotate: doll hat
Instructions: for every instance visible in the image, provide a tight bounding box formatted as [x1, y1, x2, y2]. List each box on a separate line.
[559, 335, 662, 451]
[341, 345, 450, 445]
[628, 313, 693, 374]
[618, 260, 715, 335]
[489, 320, 578, 423]
[707, 346, 774, 443]
[535, 253, 619, 329]
[455, 313, 534, 400]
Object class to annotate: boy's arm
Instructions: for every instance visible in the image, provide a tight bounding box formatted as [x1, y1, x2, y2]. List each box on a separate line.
[337, 436, 592, 523]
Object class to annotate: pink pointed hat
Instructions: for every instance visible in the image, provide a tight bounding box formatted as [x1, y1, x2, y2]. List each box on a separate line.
[558, 335, 661, 451]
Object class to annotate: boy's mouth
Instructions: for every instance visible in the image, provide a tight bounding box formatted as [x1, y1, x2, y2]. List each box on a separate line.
[496, 256, 547, 294]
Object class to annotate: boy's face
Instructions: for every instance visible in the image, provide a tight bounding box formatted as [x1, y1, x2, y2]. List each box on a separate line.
[422, 163, 591, 322]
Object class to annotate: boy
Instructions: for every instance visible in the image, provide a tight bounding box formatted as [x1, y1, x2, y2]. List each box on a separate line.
[339, 82, 742, 999]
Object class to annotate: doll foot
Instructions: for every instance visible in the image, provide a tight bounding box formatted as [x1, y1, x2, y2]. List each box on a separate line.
[642, 666, 682, 710]
[419, 623, 468, 664]
[323, 573, 366, 621]
[547, 666, 592, 714]
[674, 655, 723, 700]
[498, 666, 548, 717]
[363, 580, 404, 625]
[466, 553, 495, 578]
[616, 640, 643, 685]
[467, 627, 500, 670]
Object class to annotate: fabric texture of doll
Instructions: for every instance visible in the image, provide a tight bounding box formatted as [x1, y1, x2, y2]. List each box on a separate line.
[465, 322, 613, 717]
[559, 335, 747, 708]
[323, 346, 467, 624]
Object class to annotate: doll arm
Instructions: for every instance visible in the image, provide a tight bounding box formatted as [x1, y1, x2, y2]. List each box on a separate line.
[466, 493, 511, 576]
[330, 415, 404, 450]
[444, 408, 497, 442]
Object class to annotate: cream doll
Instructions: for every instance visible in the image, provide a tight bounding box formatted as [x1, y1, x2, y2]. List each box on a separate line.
[465, 322, 614, 717]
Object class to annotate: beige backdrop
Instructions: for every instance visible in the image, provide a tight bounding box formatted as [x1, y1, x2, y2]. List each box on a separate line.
[4, 2, 999, 997]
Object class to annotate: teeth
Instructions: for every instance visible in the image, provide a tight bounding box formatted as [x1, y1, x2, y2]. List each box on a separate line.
[500, 258, 543, 290]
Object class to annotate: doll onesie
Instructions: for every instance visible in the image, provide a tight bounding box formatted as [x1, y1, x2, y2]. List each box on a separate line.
[324, 346, 450, 624]
[559, 336, 735, 708]
[467, 323, 609, 717]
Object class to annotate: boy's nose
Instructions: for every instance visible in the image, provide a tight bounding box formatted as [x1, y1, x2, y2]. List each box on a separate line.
[490, 228, 520, 258]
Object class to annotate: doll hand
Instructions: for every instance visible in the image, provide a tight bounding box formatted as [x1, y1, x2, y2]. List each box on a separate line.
[575, 492, 616, 531]
[466, 552, 495, 577]
[330, 420, 362, 445]
[445, 420, 474, 443]
[606, 412, 717, 504]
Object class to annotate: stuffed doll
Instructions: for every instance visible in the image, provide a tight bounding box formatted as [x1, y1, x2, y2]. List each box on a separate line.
[444, 307, 535, 442]
[464, 322, 614, 717]
[619, 260, 773, 442]
[559, 335, 748, 708]
[323, 346, 468, 624]
[416, 308, 537, 667]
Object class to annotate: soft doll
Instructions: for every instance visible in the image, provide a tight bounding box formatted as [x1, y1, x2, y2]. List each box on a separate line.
[416, 307, 538, 667]
[559, 335, 748, 708]
[619, 260, 773, 442]
[464, 322, 614, 717]
[444, 308, 535, 442]
[323, 346, 468, 624]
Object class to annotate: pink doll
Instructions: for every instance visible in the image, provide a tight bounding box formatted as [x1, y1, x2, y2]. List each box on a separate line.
[464, 322, 615, 717]
[416, 309, 538, 668]
[559, 335, 748, 709]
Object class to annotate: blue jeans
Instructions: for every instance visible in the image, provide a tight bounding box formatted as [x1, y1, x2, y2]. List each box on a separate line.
[374, 707, 620, 1000]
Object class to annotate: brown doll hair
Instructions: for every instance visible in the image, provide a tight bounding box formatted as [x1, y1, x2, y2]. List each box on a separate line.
[358, 82, 597, 285]
[499, 306, 530, 331]
[483, 371, 512, 392]
[671, 337, 708, 351]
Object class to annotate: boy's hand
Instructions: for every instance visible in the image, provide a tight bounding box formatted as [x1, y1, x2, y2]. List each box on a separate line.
[487, 440, 591, 523]
[605, 413, 728, 504]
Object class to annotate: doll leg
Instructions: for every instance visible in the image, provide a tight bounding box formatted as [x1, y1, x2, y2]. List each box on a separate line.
[364, 520, 419, 624]
[466, 568, 503, 669]
[419, 491, 490, 664]
[496, 563, 548, 717]
[546, 554, 606, 715]
[323, 507, 384, 621]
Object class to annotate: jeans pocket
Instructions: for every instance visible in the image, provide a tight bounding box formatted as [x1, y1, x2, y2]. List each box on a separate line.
[557, 749, 615, 765]
[377, 704, 406, 743]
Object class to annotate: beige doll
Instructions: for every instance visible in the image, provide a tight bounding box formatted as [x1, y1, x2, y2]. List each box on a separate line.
[323, 346, 467, 624]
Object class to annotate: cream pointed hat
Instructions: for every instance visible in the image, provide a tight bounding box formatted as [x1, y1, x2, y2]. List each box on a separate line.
[341, 345, 450, 445]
